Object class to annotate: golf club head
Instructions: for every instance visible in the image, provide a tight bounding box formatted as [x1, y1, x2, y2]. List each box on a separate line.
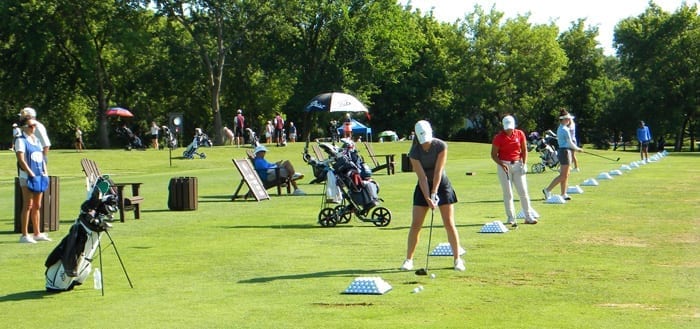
[415, 268, 428, 276]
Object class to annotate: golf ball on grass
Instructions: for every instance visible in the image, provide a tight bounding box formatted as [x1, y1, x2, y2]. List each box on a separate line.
[430, 273, 436, 279]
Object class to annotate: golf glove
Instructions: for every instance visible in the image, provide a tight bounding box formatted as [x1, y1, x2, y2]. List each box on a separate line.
[521, 165, 528, 175]
[430, 193, 440, 205]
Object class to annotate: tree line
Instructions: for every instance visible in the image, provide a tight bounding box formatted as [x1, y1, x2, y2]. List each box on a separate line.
[0, 0, 697, 151]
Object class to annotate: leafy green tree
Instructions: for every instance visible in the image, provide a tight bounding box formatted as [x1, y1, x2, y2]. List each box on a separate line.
[557, 19, 607, 144]
[615, 2, 699, 151]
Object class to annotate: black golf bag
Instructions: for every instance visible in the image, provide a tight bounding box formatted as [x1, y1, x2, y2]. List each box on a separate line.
[115, 126, 145, 150]
[45, 176, 118, 292]
[162, 126, 178, 149]
[332, 149, 379, 212]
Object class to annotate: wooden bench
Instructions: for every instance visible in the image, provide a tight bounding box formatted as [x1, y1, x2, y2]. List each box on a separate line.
[81, 158, 144, 222]
[312, 144, 327, 161]
[362, 142, 395, 175]
[244, 151, 291, 196]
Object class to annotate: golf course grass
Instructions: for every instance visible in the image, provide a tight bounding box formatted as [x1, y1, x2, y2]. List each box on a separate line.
[0, 141, 697, 328]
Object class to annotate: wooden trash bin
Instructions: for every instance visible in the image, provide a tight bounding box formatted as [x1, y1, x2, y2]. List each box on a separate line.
[168, 177, 198, 211]
[401, 153, 413, 172]
[14, 176, 60, 233]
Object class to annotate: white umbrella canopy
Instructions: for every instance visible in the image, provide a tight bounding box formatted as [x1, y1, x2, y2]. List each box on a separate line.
[304, 92, 368, 113]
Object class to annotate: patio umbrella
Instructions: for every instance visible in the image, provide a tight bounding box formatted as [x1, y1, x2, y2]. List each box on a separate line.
[304, 92, 368, 113]
[106, 107, 134, 118]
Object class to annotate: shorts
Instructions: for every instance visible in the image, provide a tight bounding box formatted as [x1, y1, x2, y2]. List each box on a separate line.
[640, 141, 650, 148]
[558, 148, 572, 166]
[412, 177, 458, 207]
[267, 168, 290, 181]
[234, 128, 244, 137]
[18, 177, 28, 187]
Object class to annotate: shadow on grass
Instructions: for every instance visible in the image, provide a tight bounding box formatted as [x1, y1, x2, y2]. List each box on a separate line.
[221, 224, 344, 230]
[0, 290, 51, 303]
[238, 268, 402, 283]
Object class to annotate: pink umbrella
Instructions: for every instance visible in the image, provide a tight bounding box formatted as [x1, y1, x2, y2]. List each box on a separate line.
[106, 107, 134, 118]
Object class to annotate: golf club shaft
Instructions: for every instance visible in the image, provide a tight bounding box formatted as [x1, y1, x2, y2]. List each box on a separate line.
[583, 150, 619, 162]
[424, 208, 434, 272]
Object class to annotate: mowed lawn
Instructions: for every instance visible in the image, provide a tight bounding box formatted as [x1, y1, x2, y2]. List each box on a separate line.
[0, 141, 697, 329]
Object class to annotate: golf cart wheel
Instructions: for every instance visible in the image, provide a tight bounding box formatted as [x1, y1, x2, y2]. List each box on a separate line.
[371, 207, 391, 227]
[334, 205, 352, 224]
[318, 208, 337, 227]
[532, 163, 545, 173]
[201, 153, 206, 159]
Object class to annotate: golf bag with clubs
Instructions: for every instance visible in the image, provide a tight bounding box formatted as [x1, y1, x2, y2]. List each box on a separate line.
[245, 128, 259, 148]
[531, 130, 560, 173]
[183, 132, 207, 159]
[45, 175, 118, 292]
[161, 126, 178, 149]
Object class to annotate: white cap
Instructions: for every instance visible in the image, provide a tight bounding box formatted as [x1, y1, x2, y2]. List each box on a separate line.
[237, 109, 242, 114]
[19, 107, 36, 118]
[414, 120, 433, 144]
[254, 145, 268, 154]
[559, 113, 574, 120]
[502, 115, 515, 130]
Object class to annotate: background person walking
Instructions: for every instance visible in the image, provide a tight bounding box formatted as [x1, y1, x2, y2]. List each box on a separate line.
[400, 120, 465, 272]
[75, 126, 84, 152]
[491, 115, 537, 226]
[234, 109, 245, 147]
[150, 121, 160, 149]
[637, 120, 652, 162]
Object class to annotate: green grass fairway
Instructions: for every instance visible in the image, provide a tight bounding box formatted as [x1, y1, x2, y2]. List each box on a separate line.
[1, 142, 697, 328]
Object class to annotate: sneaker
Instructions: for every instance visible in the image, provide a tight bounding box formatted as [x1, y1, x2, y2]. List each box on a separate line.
[542, 188, 551, 199]
[291, 173, 304, 180]
[454, 258, 466, 271]
[33, 233, 52, 242]
[292, 189, 306, 196]
[525, 219, 538, 225]
[562, 194, 572, 201]
[19, 235, 36, 244]
[572, 168, 580, 172]
[400, 259, 414, 271]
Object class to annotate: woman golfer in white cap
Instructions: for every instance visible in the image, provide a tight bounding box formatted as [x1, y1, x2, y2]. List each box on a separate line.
[400, 120, 465, 272]
[543, 109, 582, 201]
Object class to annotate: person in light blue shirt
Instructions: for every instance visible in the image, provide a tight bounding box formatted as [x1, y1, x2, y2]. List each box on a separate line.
[636, 121, 652, 162]
[252, 145, 305, 195]
[543, 109, 582, 201]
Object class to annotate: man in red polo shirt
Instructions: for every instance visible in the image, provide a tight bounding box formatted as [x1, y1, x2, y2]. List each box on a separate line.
[491, 115, 538, 226]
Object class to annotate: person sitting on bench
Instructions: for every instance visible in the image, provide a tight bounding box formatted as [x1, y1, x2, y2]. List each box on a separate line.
[252, 145, 306, 195]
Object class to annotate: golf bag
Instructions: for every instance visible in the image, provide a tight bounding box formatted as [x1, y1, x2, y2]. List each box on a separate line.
[331, 139, 378, 212]
[162, 126, 178, 149]
[115, 126, 145, 150]
[531, 130, 560, 173]
[245, 128, 259, 148]
[183, 136, 206, 159]
[195, 131, 212, 147]
[45, 176, 118, 292]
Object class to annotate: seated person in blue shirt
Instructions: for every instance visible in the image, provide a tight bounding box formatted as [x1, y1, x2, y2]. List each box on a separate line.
[252, 145, 305, 195]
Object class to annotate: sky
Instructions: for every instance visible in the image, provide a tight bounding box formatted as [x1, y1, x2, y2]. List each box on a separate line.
[400, 0, 694, 56]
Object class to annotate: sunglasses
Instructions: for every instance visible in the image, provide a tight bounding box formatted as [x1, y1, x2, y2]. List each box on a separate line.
[26, 124, 36, 128]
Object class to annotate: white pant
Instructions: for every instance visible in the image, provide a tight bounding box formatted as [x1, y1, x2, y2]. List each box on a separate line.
[497, 161, 534, 221]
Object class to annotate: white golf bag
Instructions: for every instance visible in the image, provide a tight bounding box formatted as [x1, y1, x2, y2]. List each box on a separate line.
[45, 176, 118, 292]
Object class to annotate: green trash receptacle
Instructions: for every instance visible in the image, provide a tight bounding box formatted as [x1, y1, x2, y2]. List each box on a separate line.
[401, 153, 412, 172]
[14, 176, 60, 233]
